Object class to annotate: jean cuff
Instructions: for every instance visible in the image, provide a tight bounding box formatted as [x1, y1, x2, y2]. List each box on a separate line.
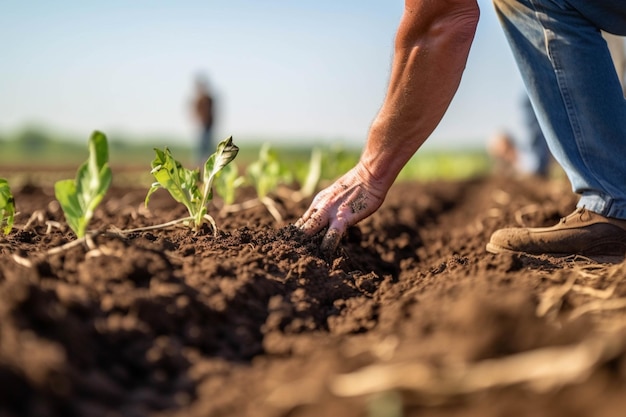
[577, 192, 626, 219]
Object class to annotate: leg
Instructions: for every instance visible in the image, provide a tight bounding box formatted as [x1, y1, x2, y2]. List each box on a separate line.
[493, 0, 626, 219]
[516, 95, 551, 176]
[198, 127, 213, 165]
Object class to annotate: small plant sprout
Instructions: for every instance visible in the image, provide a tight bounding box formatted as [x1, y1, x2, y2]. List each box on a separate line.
[292, 147, 322, 202]
[0, 178, 15, 235]
[214, 161, 245, 207]
[243, 143, 293, 222]
[54, 131, 112, 238]
[246, 143, 292, 199]
[145, 136, 239, 234]
[221, 143, 321, 222]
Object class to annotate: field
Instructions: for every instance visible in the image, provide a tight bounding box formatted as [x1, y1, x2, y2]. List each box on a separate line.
[1, 163, 626, 417]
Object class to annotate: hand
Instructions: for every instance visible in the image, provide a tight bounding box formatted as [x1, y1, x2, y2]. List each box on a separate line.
[295, 162, 387, 256]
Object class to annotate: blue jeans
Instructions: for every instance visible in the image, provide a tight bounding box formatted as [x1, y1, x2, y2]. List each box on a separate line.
[493, 0, 626, 219]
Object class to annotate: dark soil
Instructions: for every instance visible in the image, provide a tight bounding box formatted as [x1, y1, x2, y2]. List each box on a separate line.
[1, 168, 626, 417]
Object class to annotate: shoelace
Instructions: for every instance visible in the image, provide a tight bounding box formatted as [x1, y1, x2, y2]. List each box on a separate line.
[561, 207, 626, 232]
[560, 207, 587, 225]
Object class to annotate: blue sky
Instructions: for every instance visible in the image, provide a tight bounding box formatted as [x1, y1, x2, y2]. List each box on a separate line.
[0, 0, 525, 150]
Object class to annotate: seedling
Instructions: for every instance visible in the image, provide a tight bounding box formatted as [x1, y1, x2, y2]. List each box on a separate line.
[54, 131, 112, 238]
[145, 136, 239, 234]
[220, 144, 322, 221]
[246, 143, 292, 199]
[214, 161, 245, 206]
[0, 178, 15, 235]
[291, 147, 322, 201]
[242, 143, 294, 222]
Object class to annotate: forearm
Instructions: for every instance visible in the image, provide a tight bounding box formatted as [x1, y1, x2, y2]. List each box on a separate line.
[361, 1, 479, 189]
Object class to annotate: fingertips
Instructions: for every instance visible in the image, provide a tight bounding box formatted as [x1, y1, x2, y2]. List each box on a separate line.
[320, 226, 345, 258]
[297, 214, 327, 236]
[294, 206, 315, 230]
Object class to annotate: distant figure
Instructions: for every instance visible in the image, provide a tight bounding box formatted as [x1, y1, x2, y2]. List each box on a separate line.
[192, 75, 215, 165]
[518, 95, 553, 177]
[487, 97, 553, 179]
[487, 130, 519, 177]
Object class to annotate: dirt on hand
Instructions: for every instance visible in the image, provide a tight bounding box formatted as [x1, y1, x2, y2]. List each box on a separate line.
[1, 170, 626, 417]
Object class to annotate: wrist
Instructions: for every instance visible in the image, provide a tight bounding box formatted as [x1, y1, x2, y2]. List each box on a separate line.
[354, 158, 394, 199]
[359, 145, 410, 193]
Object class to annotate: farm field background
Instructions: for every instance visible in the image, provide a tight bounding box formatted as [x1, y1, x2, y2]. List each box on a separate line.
[0, 127, 491, 186]
[1, 131, 625, 417]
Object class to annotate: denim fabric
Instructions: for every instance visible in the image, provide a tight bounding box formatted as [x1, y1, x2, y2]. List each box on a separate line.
[493, 0, 626, 219]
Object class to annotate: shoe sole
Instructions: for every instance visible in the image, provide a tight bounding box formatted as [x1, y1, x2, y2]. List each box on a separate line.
[486, 242, 625, 264]
[485, 242, 552, 256]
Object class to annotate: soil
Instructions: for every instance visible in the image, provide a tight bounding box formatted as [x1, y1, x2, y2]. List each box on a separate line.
[1, 168, 626, 417]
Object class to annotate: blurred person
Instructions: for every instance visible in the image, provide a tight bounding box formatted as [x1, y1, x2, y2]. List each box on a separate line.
[487, 129, 521, 176]
[296, 0, 626, 259]
[191, 74, 215, 165]
[488, 95, 553, 179]
[517, 95, 552, 177]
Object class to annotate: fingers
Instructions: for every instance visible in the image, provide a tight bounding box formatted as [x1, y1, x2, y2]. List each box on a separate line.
[294, 205, 315, 229]
[294, 217, 305, 228]
[294, 198, 316, 228]
[296, 207, 328, 236]
[295, 190, 333, 235]
[295, 170, 386, 257]
[318, 200, 351, 257]
[295, 198, 348, 257]
[320, 226, 345, 258]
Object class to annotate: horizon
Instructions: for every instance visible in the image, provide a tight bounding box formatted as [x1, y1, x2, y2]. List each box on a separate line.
[1, 1, 526, 152]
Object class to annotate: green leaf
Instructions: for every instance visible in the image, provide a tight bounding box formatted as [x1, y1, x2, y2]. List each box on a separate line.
[202, 136, 239, 206]
[214, 162, 245, 206]
[0, 178, 15, 235]
[54, 131, 112, 238]
[247, 143, 288, 198]
[54, 179, 83, 236]
[146, 147, 202, 217]
[299, 147, 322, 198]
[146, 136, 239, 231]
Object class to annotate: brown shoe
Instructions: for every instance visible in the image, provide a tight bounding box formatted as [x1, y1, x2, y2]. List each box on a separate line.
[486, 208, 626, 257]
